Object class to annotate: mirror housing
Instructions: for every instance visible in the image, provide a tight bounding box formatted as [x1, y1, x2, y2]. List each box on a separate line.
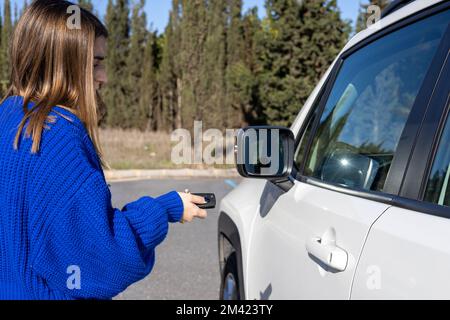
[235, 126, 296, 192]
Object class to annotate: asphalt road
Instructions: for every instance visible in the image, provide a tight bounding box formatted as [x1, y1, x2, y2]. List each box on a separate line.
[110, 178, 239, 300]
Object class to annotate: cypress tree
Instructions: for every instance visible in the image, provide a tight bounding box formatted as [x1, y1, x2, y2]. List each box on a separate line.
[126, 0, 148, 129]
[178, 0, 208, 131]
[224, 0, 245, 128]
[140, 30, 160, 131]
[259, 0, 350, 126]
[202, 0, 227, 129]
[104, 0, 130, 128]
[0, 0, 12, 94]
[159, 0, 182, 131]
[226, 7, 264, 127]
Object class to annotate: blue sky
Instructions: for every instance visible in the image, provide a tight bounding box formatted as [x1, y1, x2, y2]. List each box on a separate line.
[2, 0, 364, 33]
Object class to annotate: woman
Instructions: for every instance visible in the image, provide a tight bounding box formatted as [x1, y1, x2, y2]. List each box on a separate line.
[0, 0, 207, 300]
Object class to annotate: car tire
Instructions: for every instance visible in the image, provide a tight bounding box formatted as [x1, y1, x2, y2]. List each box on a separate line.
[220, 252, 240, 300]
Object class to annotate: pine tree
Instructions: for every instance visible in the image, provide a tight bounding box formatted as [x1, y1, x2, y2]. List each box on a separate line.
[356, 0, 390, 32]
[226, 6, 263, 127]
[104, 0, 130, 127]
[140, 31, 161, 131]
[178, 0, 208, 131]
[159, 0, 182, 131]
[227, 8, 264, 127]
[226, 0, 244, 68]
[224, 0, 245, 128]
[202, 0, 227, 129]
[0, 0, 12, 94]
[126, 0, 148, 129]
[259, 0, 350, 127]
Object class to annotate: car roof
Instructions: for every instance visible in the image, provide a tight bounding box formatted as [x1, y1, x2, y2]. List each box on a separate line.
[342, 0, 445, 53]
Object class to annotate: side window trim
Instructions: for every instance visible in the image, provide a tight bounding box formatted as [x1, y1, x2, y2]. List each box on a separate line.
[439, 163, 450, 206]
[291, 3, 450, 202]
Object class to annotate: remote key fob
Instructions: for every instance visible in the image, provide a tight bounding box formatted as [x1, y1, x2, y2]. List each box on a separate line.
[192, 193, 216, 209]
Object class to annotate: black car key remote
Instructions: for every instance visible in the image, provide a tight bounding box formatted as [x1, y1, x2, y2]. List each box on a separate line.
[192, 193, 216, 209]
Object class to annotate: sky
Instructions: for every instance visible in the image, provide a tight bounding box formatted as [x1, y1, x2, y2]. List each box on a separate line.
[1, 0, 364, 33]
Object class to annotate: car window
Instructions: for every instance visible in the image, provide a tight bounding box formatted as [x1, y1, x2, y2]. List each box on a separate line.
[296, 10, 449, 193]
[294, 109, 318, 170]
[424, 112, 450, 207]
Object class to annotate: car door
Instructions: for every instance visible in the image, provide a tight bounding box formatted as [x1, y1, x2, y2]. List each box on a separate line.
[246, 6, 450, 300]
[351, 23, 450, 299]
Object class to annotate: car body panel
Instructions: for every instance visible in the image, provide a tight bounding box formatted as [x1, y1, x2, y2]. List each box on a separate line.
[245, 180, 390, 299]
[219, 178, 268, 296]
[352, 207, 450, 299]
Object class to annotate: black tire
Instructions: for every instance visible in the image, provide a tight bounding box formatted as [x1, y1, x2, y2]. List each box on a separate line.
[220, 252, 240, 300]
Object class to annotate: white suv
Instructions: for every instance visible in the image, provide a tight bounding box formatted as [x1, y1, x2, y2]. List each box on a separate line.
[218, 0, 450, 300]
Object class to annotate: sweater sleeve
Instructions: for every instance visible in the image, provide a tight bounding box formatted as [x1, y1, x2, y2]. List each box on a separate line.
[31, 170, 184, 300]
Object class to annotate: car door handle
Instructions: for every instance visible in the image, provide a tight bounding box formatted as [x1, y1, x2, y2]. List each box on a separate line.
[306, 237, 348, 272]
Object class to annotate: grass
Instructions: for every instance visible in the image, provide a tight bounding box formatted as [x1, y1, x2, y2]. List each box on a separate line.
[99, 128, 235, 170]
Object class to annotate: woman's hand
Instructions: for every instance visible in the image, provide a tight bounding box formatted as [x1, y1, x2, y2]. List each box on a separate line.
[177, 192, 208, 223]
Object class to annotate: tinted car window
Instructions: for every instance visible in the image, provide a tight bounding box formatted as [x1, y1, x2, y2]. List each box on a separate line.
[424, 112, 450, 207]
[300, 10, 449, 192]
[294, 109, 318, 169]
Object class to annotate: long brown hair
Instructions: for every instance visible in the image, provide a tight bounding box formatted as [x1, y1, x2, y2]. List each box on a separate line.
[2, 0, 108, 167]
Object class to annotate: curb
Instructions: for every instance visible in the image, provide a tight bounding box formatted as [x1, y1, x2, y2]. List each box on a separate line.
[105, 169, 240, 182]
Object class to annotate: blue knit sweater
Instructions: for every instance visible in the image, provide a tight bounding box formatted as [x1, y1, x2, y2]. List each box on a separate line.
[0, 96, 184, 300]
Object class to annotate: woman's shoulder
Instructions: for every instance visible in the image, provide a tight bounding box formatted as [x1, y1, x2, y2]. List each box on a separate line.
[50, 105, 87, 135]
[49, 106, 103, 172]
[27, 104, 99, 169]
[2, 95, 100, 166]
[2, 95, 88, 138]
[35, 105, 89, 158]
[42, 106, 100, 166]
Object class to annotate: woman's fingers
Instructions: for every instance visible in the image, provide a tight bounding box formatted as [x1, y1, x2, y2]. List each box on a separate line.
[195, 208, 208, 219]
[178, 192, 208, 223]
[190, 194, 207, 204]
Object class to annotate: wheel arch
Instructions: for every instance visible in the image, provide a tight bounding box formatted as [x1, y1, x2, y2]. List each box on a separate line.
[218, 211, 246, 300]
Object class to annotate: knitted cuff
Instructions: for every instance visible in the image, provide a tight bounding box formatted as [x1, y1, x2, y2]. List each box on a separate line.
[155, 191, 184, 223]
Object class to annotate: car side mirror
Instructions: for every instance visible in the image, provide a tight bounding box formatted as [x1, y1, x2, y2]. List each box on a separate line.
[235, 126, 296, 192]
[321, 149, 380, 190]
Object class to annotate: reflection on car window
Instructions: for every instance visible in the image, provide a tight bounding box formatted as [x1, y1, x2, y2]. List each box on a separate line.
[425, 113, 450, 207]
[301, 10, 449, 192]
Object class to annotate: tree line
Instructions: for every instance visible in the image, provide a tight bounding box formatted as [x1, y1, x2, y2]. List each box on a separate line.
[0, 0, 391, 132]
